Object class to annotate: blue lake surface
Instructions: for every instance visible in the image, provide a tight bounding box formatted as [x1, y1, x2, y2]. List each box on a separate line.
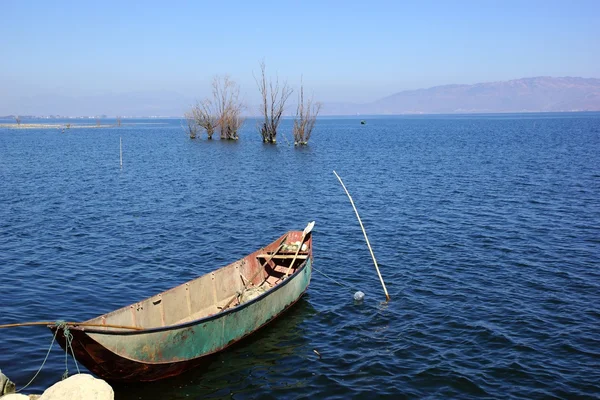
[1, 114, 599, 399]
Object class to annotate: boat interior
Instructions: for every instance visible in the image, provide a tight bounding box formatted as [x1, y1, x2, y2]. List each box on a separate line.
[84, 231, 312, 331]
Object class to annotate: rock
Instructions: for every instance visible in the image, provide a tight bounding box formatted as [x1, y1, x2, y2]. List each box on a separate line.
[1, 369, 16, 395]
[39, 374, 113, 400]
[1, 394, 30, 399]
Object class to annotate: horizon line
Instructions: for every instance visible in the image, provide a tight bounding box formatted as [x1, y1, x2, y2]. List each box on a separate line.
[2, 110, 600, 120]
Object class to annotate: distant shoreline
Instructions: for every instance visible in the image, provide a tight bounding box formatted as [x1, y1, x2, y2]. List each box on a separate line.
[0, 122, 168, 129]
[0, 123, 111, 129]
[1, 111, 599, 130]
[1, 110, 599, 122]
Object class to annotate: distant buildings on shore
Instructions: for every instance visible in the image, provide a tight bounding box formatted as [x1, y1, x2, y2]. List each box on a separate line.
[0, 114, 109, 120]
[0, 115, 178, 120]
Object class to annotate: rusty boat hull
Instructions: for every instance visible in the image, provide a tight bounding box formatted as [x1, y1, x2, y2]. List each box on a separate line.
[49, 229, 313, 382]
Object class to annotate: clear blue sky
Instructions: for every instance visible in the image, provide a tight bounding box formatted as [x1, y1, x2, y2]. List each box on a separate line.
[1, 0, 599, 114]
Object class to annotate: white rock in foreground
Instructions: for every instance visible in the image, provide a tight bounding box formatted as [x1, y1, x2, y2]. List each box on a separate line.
[1, 394, 31, 399]
[39, 374, 113, 400]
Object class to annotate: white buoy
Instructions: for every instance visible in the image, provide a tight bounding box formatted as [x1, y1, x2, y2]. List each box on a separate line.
[354, 291, 365, 302]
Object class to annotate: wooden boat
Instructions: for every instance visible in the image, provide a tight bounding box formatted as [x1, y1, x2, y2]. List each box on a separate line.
[49, 223, 314, 382]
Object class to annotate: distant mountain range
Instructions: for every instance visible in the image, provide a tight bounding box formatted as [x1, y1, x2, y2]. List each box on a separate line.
[2, 77, 599, 117]
[324, 77, 600, 115]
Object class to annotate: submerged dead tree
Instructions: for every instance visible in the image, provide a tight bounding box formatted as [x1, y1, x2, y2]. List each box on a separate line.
[192, 99, 219, 139]
[213, 76, 244, 140]
[184, 111, 198, 139]
[186, 76, 244, 140]
[293, 78, 321, 146]
[255, 61, 293, 144]
[220, 107, 244, 140]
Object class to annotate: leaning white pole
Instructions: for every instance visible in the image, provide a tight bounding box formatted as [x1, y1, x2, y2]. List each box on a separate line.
[333, 170, 390, 301]
[119, 136, 123, 169]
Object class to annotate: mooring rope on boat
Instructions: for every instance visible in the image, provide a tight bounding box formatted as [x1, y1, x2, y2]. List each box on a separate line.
[16, 324, 59, 392]
[0, 321, 141, 330]
[16, 321, 79, 393]
[60, 322, 80, 379]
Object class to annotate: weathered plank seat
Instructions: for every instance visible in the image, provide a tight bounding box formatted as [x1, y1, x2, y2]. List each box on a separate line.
[256, 254, 308, 260]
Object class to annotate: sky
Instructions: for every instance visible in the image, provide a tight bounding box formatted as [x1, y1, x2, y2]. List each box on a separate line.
[1, 0, 599, 115]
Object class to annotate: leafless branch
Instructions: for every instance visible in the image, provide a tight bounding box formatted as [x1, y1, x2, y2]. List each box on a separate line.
[192, 99, 219, 139]
[255, 61, 293, 143]
[184, 111, 198, 139]
[213, 75, 245, 140]
[293, 77, 321, 145]
[185, 75, 244, 140]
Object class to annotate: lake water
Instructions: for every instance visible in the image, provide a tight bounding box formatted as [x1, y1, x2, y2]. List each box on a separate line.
[1, 114, 599, 399]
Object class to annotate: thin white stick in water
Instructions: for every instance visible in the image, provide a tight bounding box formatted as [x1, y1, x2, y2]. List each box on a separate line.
[333, 170, 390, 301]
[120, 137, 123, 169]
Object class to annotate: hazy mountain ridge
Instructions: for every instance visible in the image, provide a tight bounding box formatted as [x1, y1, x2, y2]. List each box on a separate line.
[323, 77, 600, 115]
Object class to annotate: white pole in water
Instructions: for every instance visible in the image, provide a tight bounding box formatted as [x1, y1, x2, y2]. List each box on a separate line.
[333, 170, 390, 301]
[120, 136, 123, 169]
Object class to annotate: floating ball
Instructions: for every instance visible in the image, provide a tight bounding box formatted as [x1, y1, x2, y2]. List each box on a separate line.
[354, 291, 365, 301]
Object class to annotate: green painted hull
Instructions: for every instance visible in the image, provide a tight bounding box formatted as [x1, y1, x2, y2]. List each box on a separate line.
[91, 258, 311, 363]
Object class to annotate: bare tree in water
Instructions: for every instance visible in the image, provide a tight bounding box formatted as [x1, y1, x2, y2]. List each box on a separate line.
[184, 76, 244, 140]
[255, 61, 293, 144]
[213, 75, 244, 140]
[184, 111, 198, 139]
[15, 116, 21, 126]
[192, 99, 219, 140]
[293, 78, 321, 146]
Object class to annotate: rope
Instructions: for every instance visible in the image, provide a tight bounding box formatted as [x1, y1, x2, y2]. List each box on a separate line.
[16, 321, 80, 391]
[16, 324, 60, 393]
[60, 322, 80, 380]
[312, 265, 356, 292]
[0, 321, 141, 330]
